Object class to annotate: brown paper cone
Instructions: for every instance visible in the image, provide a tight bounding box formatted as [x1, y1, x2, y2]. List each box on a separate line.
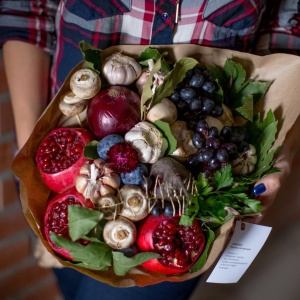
[11, 44, 300, 286]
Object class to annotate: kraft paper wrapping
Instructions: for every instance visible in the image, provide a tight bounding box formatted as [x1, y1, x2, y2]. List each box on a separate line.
[12, 44, 300, 287]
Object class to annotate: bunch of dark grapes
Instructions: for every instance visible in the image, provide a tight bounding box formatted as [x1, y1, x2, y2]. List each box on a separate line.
[185, 120, 250, 178]
[169, 66, 223, 122]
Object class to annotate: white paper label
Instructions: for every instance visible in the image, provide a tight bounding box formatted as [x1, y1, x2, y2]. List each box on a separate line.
[206, 221, 272, 283]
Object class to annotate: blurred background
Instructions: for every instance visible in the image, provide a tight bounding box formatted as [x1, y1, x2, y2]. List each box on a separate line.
[1, 49, 299, 300]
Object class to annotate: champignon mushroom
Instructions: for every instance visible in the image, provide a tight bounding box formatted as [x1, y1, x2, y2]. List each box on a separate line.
[70, 68, 101, 99]
[103, 216, 137, 249]
[96, 195, 122, 220]
[119, 185, 149, 221]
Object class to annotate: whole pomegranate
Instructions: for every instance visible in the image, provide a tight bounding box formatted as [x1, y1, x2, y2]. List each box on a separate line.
[43, 187, 94, 260]
[87, 86, 141, 139]
[137, 214, 206, 275]
[35, 127, 94, 193]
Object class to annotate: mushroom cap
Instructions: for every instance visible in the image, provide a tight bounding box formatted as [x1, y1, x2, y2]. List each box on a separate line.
[103, 216, 137, 249]
[119, 185, 149, 221]
[70, 68, 101, 99]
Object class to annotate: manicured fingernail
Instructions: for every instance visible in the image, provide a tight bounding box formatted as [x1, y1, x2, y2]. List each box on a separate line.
[253, 183, 266, 196]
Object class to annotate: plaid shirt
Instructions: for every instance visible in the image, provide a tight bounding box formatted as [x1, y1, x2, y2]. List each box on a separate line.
[1, 0, 299, 95]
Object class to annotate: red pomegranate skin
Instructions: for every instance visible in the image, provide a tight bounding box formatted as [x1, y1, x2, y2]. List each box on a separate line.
[137, 214, 206, 275]
[43, 187, 94, 260]
[35, 127, 94, 193]
[87, 86, 141, 139]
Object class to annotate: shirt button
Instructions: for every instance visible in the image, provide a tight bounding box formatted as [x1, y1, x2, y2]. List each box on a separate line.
[161, 12, 169, 20]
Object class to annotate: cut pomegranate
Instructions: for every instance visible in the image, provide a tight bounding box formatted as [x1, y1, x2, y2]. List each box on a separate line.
[35, 127, 94, 193]
[43, 187, 94, 260]
[87, 86, 141, 139]
[137, 214, 206, 274]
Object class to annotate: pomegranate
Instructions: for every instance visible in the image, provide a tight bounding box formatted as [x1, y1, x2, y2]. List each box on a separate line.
[137, 214, 206, 275]
[35, 127, 94, 193]
[43, 187, 94, 260]
[87, 86, 141, 139]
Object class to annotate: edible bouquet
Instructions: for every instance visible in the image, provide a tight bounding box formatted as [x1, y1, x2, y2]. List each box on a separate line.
[12, 42, 300, 286]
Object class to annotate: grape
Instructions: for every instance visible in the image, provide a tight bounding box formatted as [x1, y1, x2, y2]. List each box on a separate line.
[220, 126, 232, 139]
[208, 127, 219, 138]
[196, 120, 209, 136]
[206, 137, 221, 149]
[180, 87, 196, 102]
[211, 105, 223, 117]
[190, 98, 202, 111]
[192, 133, 206, 149]
[209, 158, 221, 170]
[202, 98, 215, 114]
[170, 91, 180, 102]
[201, 81, 215, 93]
[189, 74, 204, 88]
[198, 148, 215, 162]
[216, 148, 229, 163]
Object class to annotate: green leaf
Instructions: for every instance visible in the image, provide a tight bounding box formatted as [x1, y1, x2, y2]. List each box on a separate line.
[224, 59, 246, 97]
[179, 214, 195, 227]
[68, 205, 103, 241]
[84, 140, 100, 160]
[154, 120, 177, 155]
[138, 47, 171, 72]
[190, 226, 215, 272]
[212, 165, 233, 190]
[235, 95, 254, 121]
[50, 232, 112, 270]
[79, 40, 102, 72]
[112, 251, 160, 276]
[237, 80, 271, 105]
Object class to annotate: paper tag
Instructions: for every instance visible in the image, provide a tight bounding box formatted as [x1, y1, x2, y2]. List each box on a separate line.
[206, 221, 272, 283]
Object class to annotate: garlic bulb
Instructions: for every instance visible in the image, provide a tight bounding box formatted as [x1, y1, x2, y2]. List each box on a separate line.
[231, 144, 257, 175]
[124, 121, 168, 164]
[102, 52, 142, 85]
[75, 158, 121, 202]
[135, 59, 167, 95]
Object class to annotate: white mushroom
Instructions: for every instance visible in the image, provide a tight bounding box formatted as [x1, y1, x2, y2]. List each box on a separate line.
[96, 195, 122, 220]
[103, 216, 137, 249]
[146, 98, 178, 125]
[119, 185, 149, 221]
[70, 68, 101, 99]
[59, 90, 88, 125]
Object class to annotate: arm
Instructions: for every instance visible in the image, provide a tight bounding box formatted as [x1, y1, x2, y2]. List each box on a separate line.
[3, 41, 51, 149]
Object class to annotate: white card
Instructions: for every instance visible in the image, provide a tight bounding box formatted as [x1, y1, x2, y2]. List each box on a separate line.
[206, 220, 272, 283]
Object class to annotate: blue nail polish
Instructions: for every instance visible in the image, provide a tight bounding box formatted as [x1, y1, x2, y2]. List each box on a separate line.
[253, 183, 266, 196]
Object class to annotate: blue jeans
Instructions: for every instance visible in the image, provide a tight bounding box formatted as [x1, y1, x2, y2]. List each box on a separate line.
[53, 268, 201, 300]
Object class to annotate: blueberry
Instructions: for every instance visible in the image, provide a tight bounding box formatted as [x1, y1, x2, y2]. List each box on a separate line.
[192, 133, 206, 149]
[151, 203, 163, 216]
[97, 134, 124, 159]
[163, 203, 174, 217]
[120, 163, 148, 185]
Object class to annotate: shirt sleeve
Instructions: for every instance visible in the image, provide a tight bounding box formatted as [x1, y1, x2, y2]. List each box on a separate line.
[0, 0, 59, 55]
[255, 0, 300, 56]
